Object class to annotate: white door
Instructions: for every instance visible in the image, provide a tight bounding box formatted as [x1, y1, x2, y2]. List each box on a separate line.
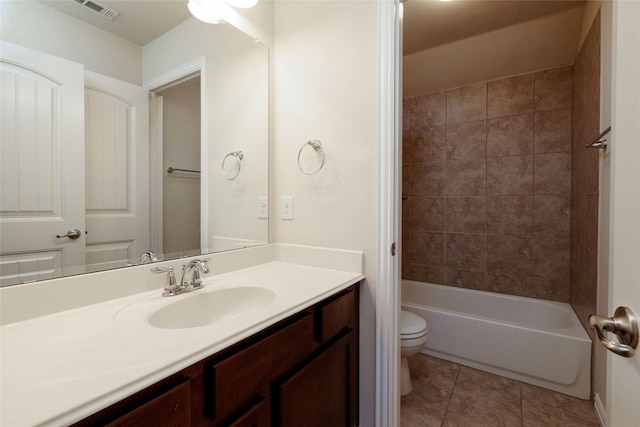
[607, 1, 640, 426]
[0, 41, 85, 285]
[84, 71, 149, 272]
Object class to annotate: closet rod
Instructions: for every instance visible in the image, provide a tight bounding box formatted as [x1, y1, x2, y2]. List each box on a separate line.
[167, 166, 201, 174]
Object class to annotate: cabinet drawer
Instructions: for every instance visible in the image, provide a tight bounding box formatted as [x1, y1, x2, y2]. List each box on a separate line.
[105, 380, 190, 427]
[213, 313, 314, 418]
[318, 289, 355, 342]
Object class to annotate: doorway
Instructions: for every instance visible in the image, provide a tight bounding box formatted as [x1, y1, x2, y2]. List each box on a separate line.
[149, 71, 203, 259]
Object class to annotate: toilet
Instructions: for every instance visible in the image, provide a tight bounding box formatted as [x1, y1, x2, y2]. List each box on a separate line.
[400, 310, 428, 396]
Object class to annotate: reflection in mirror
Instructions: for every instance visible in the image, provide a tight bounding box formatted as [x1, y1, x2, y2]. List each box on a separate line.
[156, 77, 202, 258]
[0, 0, 268, 286]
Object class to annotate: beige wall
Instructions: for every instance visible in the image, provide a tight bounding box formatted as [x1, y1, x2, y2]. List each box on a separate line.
[0, 0, 141, 84]
[403, 5, 583, 97]
[273, 2, 378, 425]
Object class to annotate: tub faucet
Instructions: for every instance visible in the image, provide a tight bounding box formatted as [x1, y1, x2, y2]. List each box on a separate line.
[181, 258, 210, 291]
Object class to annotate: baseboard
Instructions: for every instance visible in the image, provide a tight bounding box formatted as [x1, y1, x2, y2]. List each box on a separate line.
[594, 393, 606, 427]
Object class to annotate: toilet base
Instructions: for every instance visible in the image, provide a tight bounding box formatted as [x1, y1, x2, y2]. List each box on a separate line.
[400, 357, 412, 396]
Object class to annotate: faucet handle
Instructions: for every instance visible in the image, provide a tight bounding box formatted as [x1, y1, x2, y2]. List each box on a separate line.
[151, 266, 180, 296]
[192, 259, 210, 289]
[200, 258, 210, 274]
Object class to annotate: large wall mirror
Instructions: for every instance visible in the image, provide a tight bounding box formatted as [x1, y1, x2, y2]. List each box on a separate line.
[0, 0, 269, 286]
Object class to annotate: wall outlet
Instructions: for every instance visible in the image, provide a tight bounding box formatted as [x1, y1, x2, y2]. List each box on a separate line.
[257, 197, 268, 219]
[281, 196, 293, 220]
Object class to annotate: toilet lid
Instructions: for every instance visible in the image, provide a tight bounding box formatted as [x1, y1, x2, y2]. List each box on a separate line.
[401, 310, 427, 339]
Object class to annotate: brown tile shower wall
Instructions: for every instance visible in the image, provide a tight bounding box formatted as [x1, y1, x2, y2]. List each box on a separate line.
[402, 66, 572, 302]
[571, 11, 600, 334]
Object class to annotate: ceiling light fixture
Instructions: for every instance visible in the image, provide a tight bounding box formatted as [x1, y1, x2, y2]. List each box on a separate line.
[224, 0, 258, 8]
[188, 0, 258, 25]
[188, 0, 224, 24]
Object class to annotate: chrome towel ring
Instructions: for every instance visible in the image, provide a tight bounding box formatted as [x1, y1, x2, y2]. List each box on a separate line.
[297, 140, 325, 175]
[222, 151, 244, 180]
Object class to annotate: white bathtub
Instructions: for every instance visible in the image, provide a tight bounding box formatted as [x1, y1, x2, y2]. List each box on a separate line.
[402, 280, 592, 399]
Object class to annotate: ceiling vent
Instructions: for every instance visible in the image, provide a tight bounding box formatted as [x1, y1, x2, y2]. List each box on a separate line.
[73, 0, 120, 20]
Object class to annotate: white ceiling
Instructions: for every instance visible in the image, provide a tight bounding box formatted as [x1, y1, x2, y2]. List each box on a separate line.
[403, 0, 586, 55]
[39, 1, 587, 55]
[39, 0, 192, 46]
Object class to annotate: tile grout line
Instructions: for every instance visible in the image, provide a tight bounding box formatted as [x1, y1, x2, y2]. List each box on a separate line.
[520, 381, 524, 427]
[439, 363, 462, 427]
[443, 91, 448, 285]
[484, 83, 488, 290]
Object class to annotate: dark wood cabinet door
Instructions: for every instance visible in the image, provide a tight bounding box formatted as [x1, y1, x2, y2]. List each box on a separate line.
[276, 332, 356, 427]
[213, 313, 314, 419]
[228, 397, 269, 427]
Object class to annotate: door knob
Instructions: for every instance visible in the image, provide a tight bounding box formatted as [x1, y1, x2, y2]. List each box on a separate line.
[56, 229, 82, 240]
[589, 307, 638, 357]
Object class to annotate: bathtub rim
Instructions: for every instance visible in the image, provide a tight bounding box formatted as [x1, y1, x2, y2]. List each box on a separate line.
[401, 279, 591, 338]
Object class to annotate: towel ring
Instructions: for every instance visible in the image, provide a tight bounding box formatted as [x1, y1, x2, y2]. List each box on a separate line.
[297, 140, 325, 175]
[222, 151, 244, 180]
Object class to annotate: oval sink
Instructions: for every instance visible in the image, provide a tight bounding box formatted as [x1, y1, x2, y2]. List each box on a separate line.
[148, 286, 276, 329]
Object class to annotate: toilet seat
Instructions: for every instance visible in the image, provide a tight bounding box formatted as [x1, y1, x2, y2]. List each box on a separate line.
[401, 310, 427, 340]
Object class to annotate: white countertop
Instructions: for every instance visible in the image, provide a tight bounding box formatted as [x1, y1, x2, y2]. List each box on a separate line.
[0, 260, 364, 426]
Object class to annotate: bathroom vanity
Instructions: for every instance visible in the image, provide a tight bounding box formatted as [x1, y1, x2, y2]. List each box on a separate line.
[74, 285, 359, 426]
[0, 245, 364, 426]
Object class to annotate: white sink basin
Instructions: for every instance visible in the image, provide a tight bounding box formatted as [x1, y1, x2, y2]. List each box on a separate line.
[148, 286, 276, 329]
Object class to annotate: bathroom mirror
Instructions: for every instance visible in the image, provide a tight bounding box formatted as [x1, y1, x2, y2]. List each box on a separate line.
[0, 0, 269, 286]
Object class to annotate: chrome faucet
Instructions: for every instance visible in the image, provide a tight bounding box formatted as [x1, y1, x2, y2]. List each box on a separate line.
[180, 258, 210, 291]
[151, 258, 209, 297]
[138, 250, 159, 264]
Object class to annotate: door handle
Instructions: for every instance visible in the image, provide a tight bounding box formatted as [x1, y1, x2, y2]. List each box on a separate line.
[56, 229, 82, 240]
[589, 307, 638, 357]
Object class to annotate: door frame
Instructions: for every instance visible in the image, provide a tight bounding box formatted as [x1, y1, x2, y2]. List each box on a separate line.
[606, 1, 640, 426]
[145, 57, 206, 255]
[376, 1, 402, 426]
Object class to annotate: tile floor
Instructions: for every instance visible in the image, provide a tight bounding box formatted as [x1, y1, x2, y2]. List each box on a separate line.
[401, 354, 600, 427]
